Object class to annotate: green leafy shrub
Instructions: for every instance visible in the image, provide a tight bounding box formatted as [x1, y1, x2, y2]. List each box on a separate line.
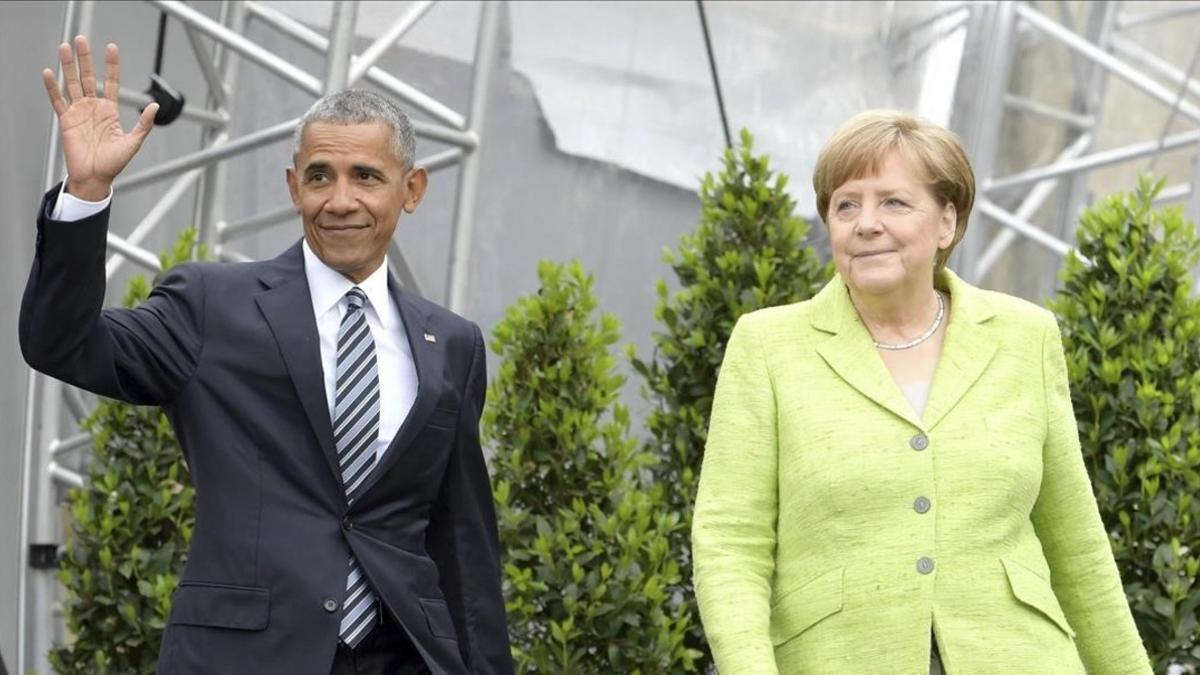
[485, 260, 697, 673]
[1048, 176, 1200, 671]
[630, 129, 833, 665]
[50, 230, 205, 674]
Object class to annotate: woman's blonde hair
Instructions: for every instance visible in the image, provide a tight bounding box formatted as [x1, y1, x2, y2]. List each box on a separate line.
[813, 109, 975, 270]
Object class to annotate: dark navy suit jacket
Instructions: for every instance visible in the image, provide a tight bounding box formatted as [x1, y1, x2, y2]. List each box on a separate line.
[20, 186, 513, 675]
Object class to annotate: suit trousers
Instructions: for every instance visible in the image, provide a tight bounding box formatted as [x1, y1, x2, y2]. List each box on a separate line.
[330, 611, 431, 675]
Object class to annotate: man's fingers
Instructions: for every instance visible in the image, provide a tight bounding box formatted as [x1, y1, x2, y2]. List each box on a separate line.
[103, 43, 120, 104]
[42, 68, 68, 117]
[131, 103, 159, 144]
[59, 41, 83, 101]
[76, 35, 97, 97]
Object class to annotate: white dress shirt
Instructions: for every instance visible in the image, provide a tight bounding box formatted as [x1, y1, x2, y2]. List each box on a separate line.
[51, 183, 112, 220]
[52, 183, 419, 464]
[303, 239, 418, 463]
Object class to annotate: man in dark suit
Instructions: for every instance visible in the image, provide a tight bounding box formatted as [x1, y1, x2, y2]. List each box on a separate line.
[21, 36, 512, 675]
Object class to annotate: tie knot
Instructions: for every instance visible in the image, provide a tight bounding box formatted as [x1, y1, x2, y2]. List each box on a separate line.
[345, 287, 367, 311]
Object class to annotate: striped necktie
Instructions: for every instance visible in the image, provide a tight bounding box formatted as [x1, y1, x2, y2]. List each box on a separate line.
[335, 287, 380, 647]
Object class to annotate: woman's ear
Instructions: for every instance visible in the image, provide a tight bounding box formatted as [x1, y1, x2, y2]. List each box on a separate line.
[938, 202, 957, 249]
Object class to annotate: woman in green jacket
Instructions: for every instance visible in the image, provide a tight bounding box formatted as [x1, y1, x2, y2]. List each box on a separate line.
[692, 110, 1150, 674]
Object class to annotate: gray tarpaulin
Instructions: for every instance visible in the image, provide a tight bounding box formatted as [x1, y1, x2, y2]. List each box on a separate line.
[265, 0, 965, 214]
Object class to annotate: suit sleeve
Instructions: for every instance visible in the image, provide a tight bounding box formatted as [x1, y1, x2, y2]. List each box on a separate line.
[1032, 316, 1151, 674]
[692, 313, 780, 674]
[427, 323, 513, 675]
[19, 184, 204, 406]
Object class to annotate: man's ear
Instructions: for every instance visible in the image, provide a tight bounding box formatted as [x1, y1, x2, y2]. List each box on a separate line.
[403, 166, 429, 214]
[286, 167, 301, 212]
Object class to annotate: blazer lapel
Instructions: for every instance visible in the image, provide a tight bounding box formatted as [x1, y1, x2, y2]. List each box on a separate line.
[254, 242, 344, 489]
[812, 276, 923, 428]
[355, 276, 444, 497]
[921, 270, 999, 430]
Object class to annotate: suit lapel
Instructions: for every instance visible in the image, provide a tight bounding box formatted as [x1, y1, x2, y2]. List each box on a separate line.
[811, 271, 999, 431]
[812, 276, 923, 428]
[254, 242, 344, 488]
[355, 276, 444, 497]
[921, 271, 998, 430]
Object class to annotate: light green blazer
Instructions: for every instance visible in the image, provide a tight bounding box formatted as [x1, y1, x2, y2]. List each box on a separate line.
[692, 270, 1150, 674]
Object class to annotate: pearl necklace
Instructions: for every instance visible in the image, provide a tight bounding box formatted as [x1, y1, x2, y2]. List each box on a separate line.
[872, 292, 945, 351]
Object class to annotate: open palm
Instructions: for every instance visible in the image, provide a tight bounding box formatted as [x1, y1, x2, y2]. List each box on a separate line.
[42, 36, 158, 199]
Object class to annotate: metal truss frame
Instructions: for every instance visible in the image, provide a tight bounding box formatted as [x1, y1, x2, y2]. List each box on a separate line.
[17, 1, 501, 672]
[20, 0, 1200, 672]
[950, 1, 1200, 284]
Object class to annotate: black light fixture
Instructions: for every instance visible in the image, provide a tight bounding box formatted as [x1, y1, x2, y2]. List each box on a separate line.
[144, 12, 185, 125]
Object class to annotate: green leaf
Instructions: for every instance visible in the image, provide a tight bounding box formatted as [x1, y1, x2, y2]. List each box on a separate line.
[56, 230, 202, 674]
[1049, 173, 1200, 669]
[485, 258, 698, 672]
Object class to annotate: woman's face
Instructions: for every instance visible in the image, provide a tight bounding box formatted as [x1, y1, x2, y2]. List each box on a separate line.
[826, 150, 956, 299]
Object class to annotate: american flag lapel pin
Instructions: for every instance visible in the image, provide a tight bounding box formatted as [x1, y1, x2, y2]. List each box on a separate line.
[424, 332, 437, 344]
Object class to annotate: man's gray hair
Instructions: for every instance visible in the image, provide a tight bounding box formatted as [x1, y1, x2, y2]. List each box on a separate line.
[292, 89, 416, 167]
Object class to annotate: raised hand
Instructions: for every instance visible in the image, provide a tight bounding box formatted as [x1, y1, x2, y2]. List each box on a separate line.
[42, 36, 159, 201]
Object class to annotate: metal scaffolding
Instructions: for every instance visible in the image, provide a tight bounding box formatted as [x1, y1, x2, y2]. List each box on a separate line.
[17, 1, 500, 672]
[950, 1, 1200, 284]
[17, 1, 1200, 673]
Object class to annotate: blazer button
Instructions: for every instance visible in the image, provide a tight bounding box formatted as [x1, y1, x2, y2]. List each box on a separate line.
[917, 556, 935, 574]
[342, 516, 353, 531]
[323, 598, 339, 613]
[910, 433, 929, 451]
[914, 496, 931, 514]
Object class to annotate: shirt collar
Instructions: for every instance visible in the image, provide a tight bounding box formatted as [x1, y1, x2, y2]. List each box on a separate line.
[302, 238, 396, 329]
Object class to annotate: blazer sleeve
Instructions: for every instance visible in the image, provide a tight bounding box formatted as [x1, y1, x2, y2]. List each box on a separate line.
[1032, 316, 1151, 674]
[426, 323, 514, 675]
[692, 313, 781, 674]
[19, 184, 204, 406]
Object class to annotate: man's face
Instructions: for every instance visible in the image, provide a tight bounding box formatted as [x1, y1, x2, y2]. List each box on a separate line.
[286, 121, 427, 283]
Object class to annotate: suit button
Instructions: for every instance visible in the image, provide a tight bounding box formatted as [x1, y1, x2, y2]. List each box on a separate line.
[917, 556, 935, 574]
[323, 598, 339, 613]
[342, 516, 353, 531]
[914, 496, 931, 514]
[910, 434, 929, 451]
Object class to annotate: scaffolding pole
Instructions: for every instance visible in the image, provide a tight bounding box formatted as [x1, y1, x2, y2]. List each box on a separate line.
[19, 3, 500, 671]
